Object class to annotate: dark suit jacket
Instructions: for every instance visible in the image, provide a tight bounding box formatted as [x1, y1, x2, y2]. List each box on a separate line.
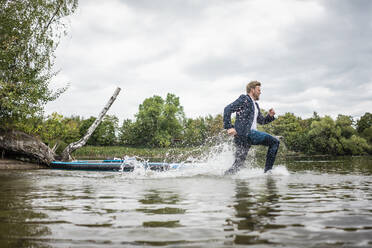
[223, 94, 275, 137]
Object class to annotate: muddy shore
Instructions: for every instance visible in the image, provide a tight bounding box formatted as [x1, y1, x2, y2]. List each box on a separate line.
[0, 159, 47, 170]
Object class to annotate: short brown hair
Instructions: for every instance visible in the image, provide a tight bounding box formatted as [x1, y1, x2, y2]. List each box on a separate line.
[246, 80, 261, 93]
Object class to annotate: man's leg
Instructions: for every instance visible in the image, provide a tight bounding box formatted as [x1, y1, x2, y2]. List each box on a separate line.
[224, 136, 250, 175]
[249, 130, 280, 173]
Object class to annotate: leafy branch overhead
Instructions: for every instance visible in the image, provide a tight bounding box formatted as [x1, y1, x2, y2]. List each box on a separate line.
[0, 0, 78, 128]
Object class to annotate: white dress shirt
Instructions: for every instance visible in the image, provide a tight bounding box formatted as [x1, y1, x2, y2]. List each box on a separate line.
[249, 96, 258, 130]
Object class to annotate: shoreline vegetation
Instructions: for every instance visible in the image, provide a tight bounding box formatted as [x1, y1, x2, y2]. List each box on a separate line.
[2, 144, 370, 171]
[70, 144, 364, 162]
[1, 99, 371, 165]
[1, 109, 371, 167]
[72, 145, 208, 161]
[34, 110, 372, 158]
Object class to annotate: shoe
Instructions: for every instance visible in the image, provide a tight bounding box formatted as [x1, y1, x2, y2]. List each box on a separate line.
[264, 169, 273, 174]
[224, 167, 238, 175]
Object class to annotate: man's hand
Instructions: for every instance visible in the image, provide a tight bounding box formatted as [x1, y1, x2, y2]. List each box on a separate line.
[227, 128, 237, 136]
[268, 108, 275, 117]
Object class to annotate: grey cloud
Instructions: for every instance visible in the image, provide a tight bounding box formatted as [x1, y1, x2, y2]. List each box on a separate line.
[183, 0, 372, 110]
[184, 57, 251, 81]
[120, 0, 211, 17]
[49, 0, 372, 120]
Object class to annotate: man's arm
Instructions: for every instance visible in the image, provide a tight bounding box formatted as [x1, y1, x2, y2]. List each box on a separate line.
[223, 94, 246, 130]
[257, 108, 275, 125]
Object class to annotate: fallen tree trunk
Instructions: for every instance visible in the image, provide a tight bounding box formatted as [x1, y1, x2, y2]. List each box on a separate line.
[60, 87, 121, 161]
[0, 130, 56, 165]
[0, 87, 121, 166]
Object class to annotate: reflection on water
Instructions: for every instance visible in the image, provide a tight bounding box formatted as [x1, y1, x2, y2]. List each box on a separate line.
[285, 155, 372, 175]
[227, 177, 281, 245]
[0, 156, 371, 247]
[137, 189, 185, 229]
[0, 174, 51, 248]
[138, 189, 181, 205]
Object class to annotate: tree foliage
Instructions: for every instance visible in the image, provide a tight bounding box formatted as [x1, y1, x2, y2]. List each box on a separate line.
[120, 94, 185, 147]
[118, 119, 136, 146]
[0, 0, 78, 130]
[40, 112, 80, 153]
[308, 116, 344, 154]
[117, 94, 224, 147]
[78, 115, 119, 146]
[357, 113, 372, 133]
[95, 115, 119, 146]
[33, 94, 372, 156]
[357, 112, 372, 144]
[265, 112, 309, 152]
[262, 112, 371, 155]
[183, 117, 207, 146]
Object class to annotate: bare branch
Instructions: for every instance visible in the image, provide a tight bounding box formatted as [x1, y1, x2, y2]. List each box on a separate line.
[60, 87, 121, 161]
[42, 0, 62, 36]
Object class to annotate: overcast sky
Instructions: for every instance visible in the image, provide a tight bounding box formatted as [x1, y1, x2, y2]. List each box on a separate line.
[46, 0, 372, 122]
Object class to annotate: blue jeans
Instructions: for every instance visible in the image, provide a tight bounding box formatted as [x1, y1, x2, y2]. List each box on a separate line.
[225, 130, 280, 175]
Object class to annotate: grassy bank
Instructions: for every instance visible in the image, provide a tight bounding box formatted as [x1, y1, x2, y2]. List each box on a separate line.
[71, 145, 210, 162]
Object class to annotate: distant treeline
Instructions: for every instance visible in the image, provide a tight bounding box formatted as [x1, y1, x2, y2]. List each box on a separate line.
[261, 111, 372, 156]
[10, 93, 223, 154]
[8, 93, 372, 156]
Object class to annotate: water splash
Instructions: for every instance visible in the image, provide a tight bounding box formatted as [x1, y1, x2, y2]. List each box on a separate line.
[120, 136, 289, 179]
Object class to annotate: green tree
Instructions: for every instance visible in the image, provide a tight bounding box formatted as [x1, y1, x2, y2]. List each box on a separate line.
[340, 135, 370, 155]
[183, 117, 207, 146]
[79, 115, 119, 146]
[118, 119, 136, 146]
[361, 127, 372, 144]
[311, 111, 321, 122]
[181, 114, 223, 147]
[79, 117, 98, 145]
[307, 115, 370, 155]
[205, 114, 224, 139]
[61, 115, 81, 144]
[39, 113, 81, 153]
[308, 116, 343, 155]
[135, 95, 164, 146]
[358, 113, 372, 145]
[95, 115, 119, 146]
[0, 0, 78, 131]
[270, 113, 302, 135]
[335, 114, 356, 139]
[40, 112, 65, 146]
[132, 93, 185, 147]
[357, 112, 372, 134]
[265, 112, 308, 152]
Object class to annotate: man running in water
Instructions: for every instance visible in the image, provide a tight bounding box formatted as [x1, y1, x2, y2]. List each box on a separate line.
[223, 81, 279, 174]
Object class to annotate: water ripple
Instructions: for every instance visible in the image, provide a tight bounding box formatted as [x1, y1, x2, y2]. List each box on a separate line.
[0, 157, 372, 247]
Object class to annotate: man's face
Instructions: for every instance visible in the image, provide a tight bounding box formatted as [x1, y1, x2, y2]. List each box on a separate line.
[252, 86, 261, 100]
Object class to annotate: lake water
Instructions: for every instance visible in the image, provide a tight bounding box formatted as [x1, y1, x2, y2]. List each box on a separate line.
[1, 147, 372, 247]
